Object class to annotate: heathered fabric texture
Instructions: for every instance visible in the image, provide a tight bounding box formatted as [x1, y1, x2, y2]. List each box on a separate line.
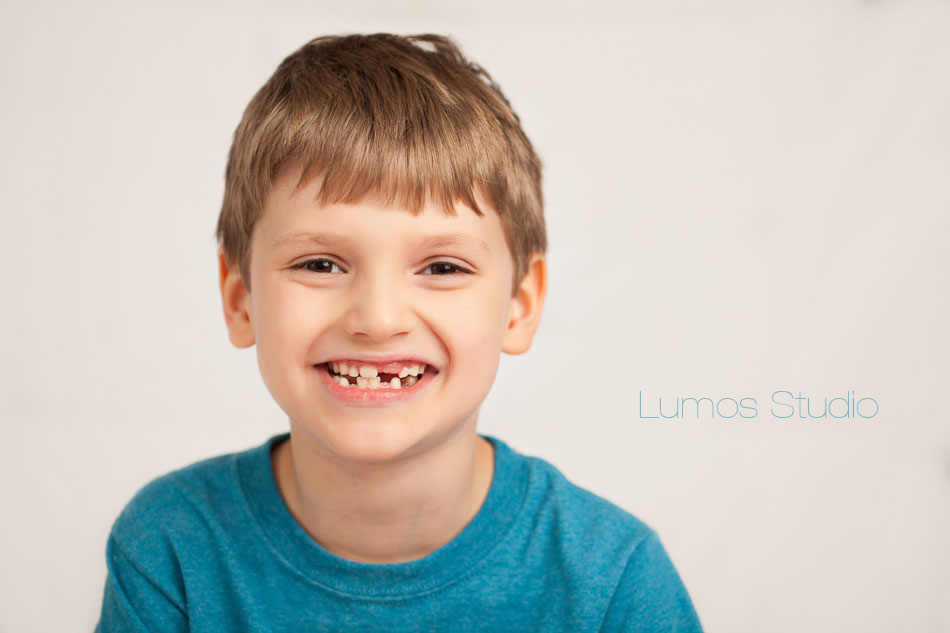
[96, 433, 703, 632]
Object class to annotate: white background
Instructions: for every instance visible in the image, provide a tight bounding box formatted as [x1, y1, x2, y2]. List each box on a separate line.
[1, 1, 948, 631]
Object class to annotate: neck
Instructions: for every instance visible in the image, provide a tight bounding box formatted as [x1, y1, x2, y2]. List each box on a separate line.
[272, 423, 495, 564]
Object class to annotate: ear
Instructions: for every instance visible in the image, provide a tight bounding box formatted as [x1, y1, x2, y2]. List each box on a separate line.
[502, 252, 547, 355]
[218, 246, 255, 348]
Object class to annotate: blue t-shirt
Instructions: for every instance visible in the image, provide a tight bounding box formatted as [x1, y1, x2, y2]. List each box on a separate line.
[96, 433, 703, 632]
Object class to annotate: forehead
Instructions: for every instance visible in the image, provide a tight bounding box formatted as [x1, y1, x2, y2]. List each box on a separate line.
[256, 167, 507, 254]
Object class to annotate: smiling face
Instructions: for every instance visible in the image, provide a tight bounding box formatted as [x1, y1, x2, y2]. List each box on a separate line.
[218, 166, 546, 464]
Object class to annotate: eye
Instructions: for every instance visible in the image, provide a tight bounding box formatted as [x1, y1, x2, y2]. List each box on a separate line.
[420, 261, 474, 276]
[290, 259, 345, 274]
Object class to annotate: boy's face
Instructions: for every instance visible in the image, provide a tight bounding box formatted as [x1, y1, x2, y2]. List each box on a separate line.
[219, 166, 545, 464]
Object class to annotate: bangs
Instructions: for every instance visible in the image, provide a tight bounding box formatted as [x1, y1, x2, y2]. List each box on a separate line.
[241, 35, 520, 220]
[285, 98, 495, 218]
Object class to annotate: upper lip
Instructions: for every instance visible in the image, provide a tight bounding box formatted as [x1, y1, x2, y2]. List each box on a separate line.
[317, 353, 438, 368]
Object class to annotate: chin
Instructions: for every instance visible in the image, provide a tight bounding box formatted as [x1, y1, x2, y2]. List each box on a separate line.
[309, 419, 433, 465]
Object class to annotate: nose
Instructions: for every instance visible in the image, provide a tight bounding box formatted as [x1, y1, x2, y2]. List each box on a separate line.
[341, 272, 413, 342]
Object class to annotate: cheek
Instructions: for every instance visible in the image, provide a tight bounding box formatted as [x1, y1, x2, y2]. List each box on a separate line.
[251, 283, 335, 417]
[252, 282, 328, 372]
[433, 287, 508, 375]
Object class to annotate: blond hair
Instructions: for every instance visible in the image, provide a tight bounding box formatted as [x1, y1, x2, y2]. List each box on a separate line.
[214, 33, 545, 294]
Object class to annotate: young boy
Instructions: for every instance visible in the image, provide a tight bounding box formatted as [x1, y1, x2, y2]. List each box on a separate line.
[96, 33, 703, 632]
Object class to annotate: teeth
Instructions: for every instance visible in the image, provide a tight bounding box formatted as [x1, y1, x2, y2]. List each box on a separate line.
[328, 361, 429, 389]
[359, 365, 378, 378]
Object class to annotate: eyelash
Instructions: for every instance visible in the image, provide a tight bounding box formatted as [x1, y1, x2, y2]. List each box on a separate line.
[290, 259, 344, 274]
[289, 259, 474, 276]
[420, 262, 474, 276]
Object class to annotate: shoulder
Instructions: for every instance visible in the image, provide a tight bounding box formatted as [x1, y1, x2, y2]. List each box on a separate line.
[494, 438, 656, 568]
[107, 438, 269, 559]
[524, 449, 655, 544]
[113, 449, 237, 525]
[504, 445, 705, 631]
[97, 440, 273, 630]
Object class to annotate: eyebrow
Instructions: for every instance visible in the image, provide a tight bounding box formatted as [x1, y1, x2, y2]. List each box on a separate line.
[273, 231, 490, 254]
[272, 231, 352, 249]
[412, 233, 491, 254]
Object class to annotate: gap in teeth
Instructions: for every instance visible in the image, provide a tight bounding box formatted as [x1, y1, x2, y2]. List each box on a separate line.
[327, 363, 423, 389]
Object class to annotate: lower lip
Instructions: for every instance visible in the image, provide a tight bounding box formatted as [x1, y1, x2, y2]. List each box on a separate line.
[314, 364, 437, 405]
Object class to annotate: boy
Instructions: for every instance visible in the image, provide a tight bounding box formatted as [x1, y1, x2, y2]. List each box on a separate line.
[96, 33, 703, 632]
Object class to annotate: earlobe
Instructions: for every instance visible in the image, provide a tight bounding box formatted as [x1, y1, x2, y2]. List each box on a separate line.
[218, 247, 255, 349]
[502, 252, 547, 355]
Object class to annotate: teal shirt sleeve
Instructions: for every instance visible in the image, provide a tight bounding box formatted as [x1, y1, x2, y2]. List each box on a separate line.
[96, 532, 189, 633]
[96, 476, 191, 633]
[598, 531, 704, 632]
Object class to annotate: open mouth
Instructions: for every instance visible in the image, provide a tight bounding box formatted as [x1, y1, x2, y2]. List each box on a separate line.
[320, 361, 435, 390]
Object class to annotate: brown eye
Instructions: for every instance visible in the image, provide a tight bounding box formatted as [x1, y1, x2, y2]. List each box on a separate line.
[291, 259, 344, 273]
[421, 262, 472, 275]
